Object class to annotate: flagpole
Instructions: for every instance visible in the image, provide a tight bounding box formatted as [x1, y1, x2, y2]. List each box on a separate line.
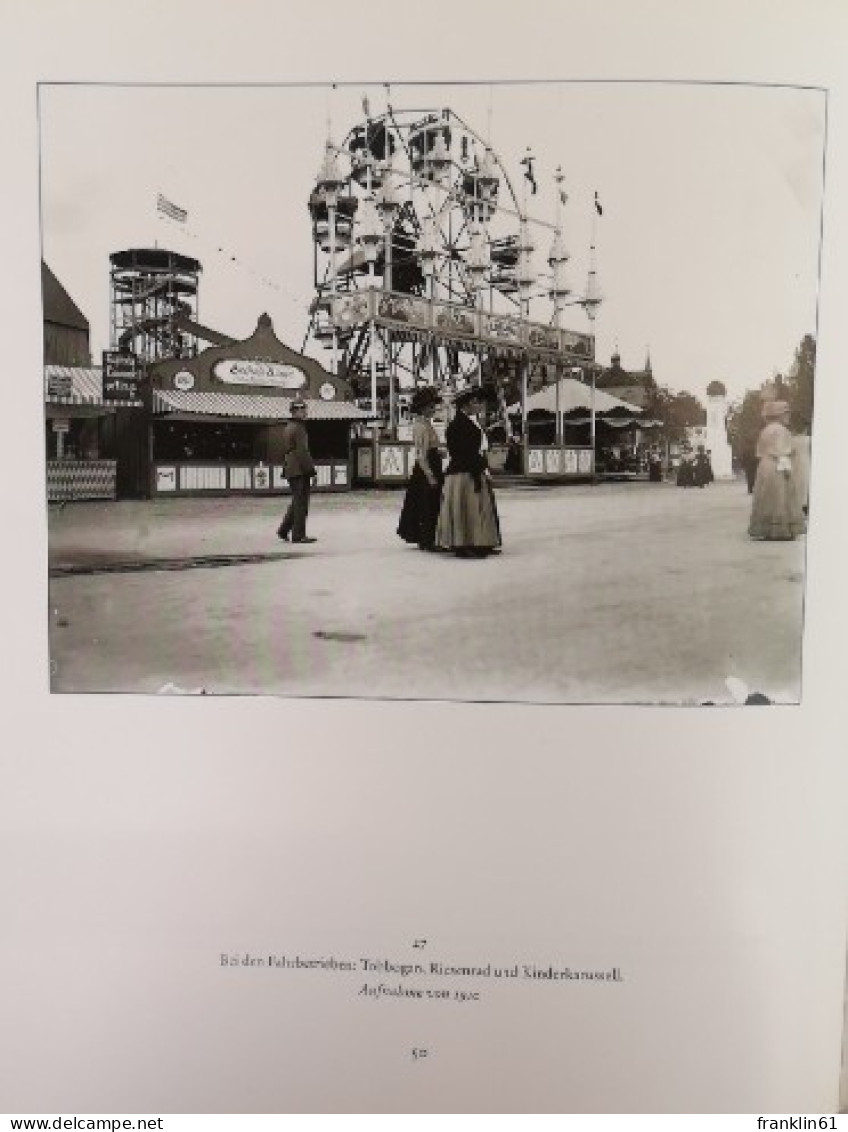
[586, 193, 603, 477]
[520, 175, 528, 450]
[553, 167, 564, 448]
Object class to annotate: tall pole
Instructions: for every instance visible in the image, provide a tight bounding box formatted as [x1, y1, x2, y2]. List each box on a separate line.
[366, 165, 378, 423]
[520, 178, 529, 447]
[554, 173, 562, 448]
[585, 200, 601, 475]
[384, 151, 395, 439]
[329, 196, 338, 375]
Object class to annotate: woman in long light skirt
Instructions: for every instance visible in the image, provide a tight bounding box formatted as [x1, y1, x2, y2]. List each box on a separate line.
[436, 385, 502, 558]
[748, 401, 806, 541]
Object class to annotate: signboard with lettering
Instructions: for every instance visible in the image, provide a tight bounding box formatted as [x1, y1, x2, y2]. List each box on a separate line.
[47, 372, 73, 399]
[213, 360, 306, 389]
[102, 351, 140, 403]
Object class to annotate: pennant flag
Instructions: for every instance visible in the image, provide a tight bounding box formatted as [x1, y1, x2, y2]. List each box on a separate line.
[520, 151, 537, 195]
[594, 192, 603, 216]
[157, 193, 187, 223]
[559, 188, 569, 206]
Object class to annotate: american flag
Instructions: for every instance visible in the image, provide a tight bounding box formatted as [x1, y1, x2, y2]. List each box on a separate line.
[156, 193, 188, 223]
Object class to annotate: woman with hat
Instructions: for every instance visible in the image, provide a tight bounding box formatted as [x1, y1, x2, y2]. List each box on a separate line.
[435, 384, 502, 558]
[397, 385, 444, 552]
[748, 400, 806, 540]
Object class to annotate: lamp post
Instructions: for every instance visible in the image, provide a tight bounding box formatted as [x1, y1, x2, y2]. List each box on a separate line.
[549, 167, 571, 447]
[467, 224, 490, 390]
[583, 202, 603, 474]
[313, 138, 345, 375]
[516, 216, 535, 445]
[429, 128, 451, 302]
[376, 149, 402, 437]
[355, 191, 382, 419]
[418, 183, 439, 392]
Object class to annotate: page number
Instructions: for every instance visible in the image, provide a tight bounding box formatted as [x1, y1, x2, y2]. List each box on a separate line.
[412, 939, 427, 949]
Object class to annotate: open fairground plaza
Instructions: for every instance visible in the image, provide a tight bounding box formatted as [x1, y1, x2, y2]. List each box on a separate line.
[46, 477, 806, 704]
[40, 83, 820, 708]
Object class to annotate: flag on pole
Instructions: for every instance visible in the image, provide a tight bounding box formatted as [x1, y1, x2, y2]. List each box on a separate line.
[559, 188, 569, 206]
[520, 150, 537, 195]
[594, 192, 603, 216]
[157, 193, 187, 223]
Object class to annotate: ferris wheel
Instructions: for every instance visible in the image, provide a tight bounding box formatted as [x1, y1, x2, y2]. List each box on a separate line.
[304, 104, 599, 432]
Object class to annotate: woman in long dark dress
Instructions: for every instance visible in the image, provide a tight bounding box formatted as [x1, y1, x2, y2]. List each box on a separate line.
[676, 452, 695, 487]
[397, 386, 444, 551]
[435, 385, 502, 558]
[693, 445, 714, 487]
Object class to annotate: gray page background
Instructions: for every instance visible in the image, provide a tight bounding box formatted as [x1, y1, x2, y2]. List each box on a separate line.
[2, 0, 847, 1115]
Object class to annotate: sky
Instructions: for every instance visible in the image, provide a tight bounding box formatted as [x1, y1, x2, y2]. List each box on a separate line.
[38, 80, 826, 405]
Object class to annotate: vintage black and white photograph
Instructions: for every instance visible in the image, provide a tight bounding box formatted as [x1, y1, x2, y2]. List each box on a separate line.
[40, 80, 825, 703]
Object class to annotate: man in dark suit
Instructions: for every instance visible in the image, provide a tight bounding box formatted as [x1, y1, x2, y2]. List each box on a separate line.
[277, 398, 317, 543]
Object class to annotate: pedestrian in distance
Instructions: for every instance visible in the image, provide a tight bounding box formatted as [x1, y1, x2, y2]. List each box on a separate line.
[435, 384, 502, 558]
[647, 449, 663, 482]
[693, 445, 714, 488]
[397, 386, 445, 552]
[676, 450, 695, 487]
[790, 424, 811, 519]
[277, 397, 318, 543]
[748, 400, 806, 541]
[741, 443, 759, 495]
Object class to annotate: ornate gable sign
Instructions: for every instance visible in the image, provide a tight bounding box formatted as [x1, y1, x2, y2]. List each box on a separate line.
[213, 360, 306, 389]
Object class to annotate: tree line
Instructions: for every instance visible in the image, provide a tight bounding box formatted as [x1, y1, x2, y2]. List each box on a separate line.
[725, 334, 815, 460]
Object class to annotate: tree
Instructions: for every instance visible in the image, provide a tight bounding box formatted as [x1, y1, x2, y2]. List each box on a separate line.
[726, 389, 763, 460]
[726, 333, 815, 459]
[785, 333, 815, 432]
[645, 385, 707, 444]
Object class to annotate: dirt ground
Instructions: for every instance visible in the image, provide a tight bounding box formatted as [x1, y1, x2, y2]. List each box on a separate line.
[45, 479, 807, 704]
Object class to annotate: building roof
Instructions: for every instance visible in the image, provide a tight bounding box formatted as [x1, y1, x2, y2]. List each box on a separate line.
[42, 262, 89, 331]
[152, 389, 375, 421]
[596, 349, 654, 392]
[508, 376, 643, 416]
[44, 365, 143, 409]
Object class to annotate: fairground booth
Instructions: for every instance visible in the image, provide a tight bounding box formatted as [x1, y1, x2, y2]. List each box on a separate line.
[146, 313, 373, 497]
[43, 261, 144, 502]
[501, 375, 655, 480]
[44, 365, 143, 501]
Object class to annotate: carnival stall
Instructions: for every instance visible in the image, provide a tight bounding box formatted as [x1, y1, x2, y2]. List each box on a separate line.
[502, 376, 653, 480]
[146, 313, 374, 497]
[44, 365, 142, 501]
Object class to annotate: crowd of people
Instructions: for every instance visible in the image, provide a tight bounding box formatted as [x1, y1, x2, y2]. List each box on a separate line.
[273, 388, 809, 552]
[676, 445, 715, 488]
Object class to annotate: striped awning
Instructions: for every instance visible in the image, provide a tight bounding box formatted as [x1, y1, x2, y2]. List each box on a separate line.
[152, 389, 374, 421]
[44, 365, 143, 409]
[508, 377, 644, 416]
